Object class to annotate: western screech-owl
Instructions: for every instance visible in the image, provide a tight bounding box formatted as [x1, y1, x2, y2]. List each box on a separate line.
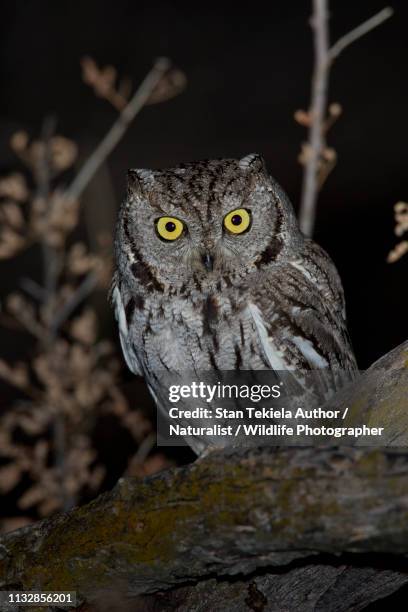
[111, 154, 357, 454]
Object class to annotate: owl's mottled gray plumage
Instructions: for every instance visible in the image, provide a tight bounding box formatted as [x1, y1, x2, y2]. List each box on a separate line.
[111, 154, 357, 454]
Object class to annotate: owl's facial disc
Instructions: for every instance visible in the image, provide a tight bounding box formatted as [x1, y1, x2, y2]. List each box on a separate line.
[122, 157, 300, 287]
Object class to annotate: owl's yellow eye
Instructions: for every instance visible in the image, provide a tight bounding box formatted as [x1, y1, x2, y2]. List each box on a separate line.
[223, 208, 251, 234]
[156, 216, 184, 241]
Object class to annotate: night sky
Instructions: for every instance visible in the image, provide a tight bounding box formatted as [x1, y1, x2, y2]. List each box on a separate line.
[0, 0, 407, 366]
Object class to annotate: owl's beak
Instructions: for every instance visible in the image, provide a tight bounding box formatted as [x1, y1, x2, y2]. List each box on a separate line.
[201, 253, 214, 272]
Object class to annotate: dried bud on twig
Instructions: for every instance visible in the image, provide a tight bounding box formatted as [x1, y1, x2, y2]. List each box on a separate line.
[35, 191, 80, 247]
[387, 201, 408, 263]
[394, 201, 408, 236]
[322, 147, 337, 162]
[10, 131, 29, 154]
[387, 241, 408, 263]
[329, 102, 342, 118]
[67, 243, 99, 276]
[70, 308, 98, 345]
[1, 202, 25, 229]
[6, 293, 44, 338]
[147, 68, 187, 104]
[0, 228, 26, 259]
[0, 173, 29, 201]
[81, 57, 117, 97]
[50, 136, 78, 172]
[81, 56, 130, 111]
[0, 359, 29, 389]
[10, 131, 77, 176]
[298, 142, 313, 166]
[0, 463, 22, 494]
[294, 109, 312, 127]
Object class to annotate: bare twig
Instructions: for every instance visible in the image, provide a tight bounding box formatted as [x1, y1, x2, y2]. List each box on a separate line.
[387, 201, 408, 263]
[328, 7, 393, 64]
[299, 0, 329, 237]
[131, 432, 156, 465]
[34, 117, 56, 201]
[298, 3, 393, 237]
[20, 278, 48, 302]
[0, 363, 42, 400]
[65, 58, 171, 202]
[7, 309, 44, 340]
[50, 270, 98, 333]
[36, 117, 61, 298]
[34, 118, 75, 511]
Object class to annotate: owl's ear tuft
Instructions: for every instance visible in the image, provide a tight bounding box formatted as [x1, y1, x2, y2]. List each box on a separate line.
[127, 169, 155, 197]
[239, 153, 266, 174]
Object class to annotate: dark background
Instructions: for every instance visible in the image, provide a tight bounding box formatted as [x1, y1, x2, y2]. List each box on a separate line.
[0, 0, 406, 367]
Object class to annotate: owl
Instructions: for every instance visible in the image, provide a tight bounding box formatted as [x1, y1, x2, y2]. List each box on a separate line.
[111, 154, 357, 454]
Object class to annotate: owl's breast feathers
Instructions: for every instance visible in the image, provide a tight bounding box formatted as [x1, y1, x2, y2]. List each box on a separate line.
[112, 234, 356, 394]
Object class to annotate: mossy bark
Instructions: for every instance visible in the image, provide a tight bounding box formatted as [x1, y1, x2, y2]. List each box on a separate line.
[0, 341, 407, 610]
[327, 340, 408, 445]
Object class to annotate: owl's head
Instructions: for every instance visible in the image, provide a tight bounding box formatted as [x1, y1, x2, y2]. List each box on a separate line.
[116, 154, 302, 290]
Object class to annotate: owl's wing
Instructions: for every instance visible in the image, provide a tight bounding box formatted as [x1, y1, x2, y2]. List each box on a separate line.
[248, 240, 357, 391]
[110, 278, 142, 377]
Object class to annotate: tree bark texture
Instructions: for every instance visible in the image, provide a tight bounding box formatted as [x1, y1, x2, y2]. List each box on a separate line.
[0, 341, 407, 610]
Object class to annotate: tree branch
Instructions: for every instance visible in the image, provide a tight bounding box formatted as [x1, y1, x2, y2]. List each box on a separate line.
[0, 341, 407, 608]
[50, 270, 98, 333]
[299, 0, 329, 237]
[328, 7, 393, 64]
[65, 58, 171, 202]
[298, 3, 393, 237]
[1, 445, 408, 603]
